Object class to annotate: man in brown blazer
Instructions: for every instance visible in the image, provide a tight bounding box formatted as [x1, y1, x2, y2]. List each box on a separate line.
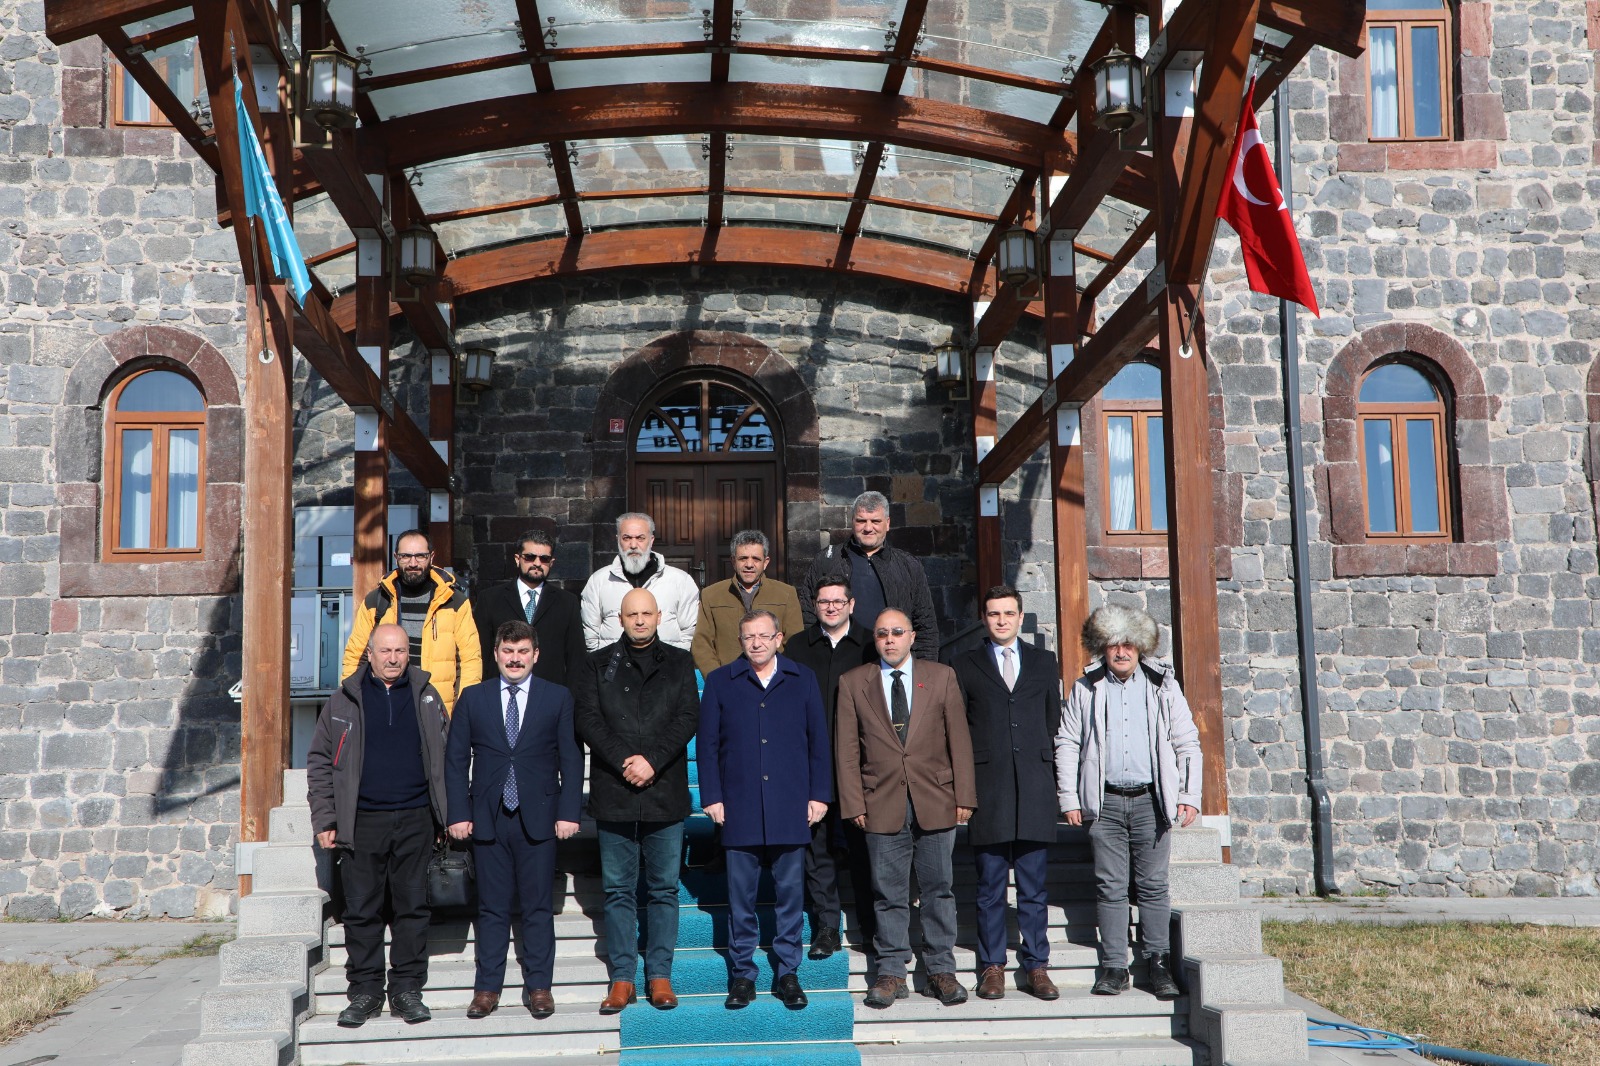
[835, 608, 977, 1010]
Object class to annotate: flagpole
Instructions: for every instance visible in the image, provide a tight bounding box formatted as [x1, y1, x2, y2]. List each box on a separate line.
[1273, 82, 1338, 898]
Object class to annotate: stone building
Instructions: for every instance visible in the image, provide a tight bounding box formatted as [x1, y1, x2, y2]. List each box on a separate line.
[0, 0, 1597, 920]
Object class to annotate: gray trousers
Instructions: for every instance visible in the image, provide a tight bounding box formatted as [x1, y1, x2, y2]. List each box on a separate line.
[862, 805, 957, 980]
[1088, 790, 1172, 968]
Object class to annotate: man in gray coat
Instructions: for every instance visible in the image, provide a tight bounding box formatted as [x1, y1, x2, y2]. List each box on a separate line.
[307, 623, 450, 1027]
[1054, 605, 1201, 1001]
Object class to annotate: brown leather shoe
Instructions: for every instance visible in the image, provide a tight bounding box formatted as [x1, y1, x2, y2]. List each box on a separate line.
[863, 975, 908, 1009]
[976, 964, 1006, 1000]
[647, 978, 678, 1010]
[598, 981, 636, 1015]
[466, 990, 500, 1019]
[923, 971, 968, 1005]
[524, 987, 555, 1019]
[1023, 967, 1059, 1001]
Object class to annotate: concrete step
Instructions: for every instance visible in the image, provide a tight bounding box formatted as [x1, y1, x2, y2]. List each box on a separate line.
[250, 843, 319, 893]
[311, 941, 1114, 1011]
[1169, 863, 1240, 907]
[237, 889, 326, 940]
[298, 1008, 620, 1064]
[268, 804, 313, 843]
[281, 769, 309, 806]
[199, 981, 307, 1035]
[852, 985, 1188, 1041]
[859, 1036, 1204, 1065]
[178, 1029, 293, 1066]
[219, 935, 320, 986]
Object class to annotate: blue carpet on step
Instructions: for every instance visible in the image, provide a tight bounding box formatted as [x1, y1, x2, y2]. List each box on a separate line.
[618, 730, 859, 1066]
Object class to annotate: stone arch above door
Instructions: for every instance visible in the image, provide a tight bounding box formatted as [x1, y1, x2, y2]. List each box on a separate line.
[591, 330, 821, 578]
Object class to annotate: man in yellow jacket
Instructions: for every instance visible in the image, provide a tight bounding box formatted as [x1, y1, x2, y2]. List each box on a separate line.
[342, 530, 482, 714]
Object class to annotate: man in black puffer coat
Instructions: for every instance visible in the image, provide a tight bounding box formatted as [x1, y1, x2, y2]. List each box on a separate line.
[571, 587, 700, 1015]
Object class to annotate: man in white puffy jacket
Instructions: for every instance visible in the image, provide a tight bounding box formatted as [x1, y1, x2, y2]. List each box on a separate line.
[581, 513, 701, 652]
[1054, 604, 1201, 1002]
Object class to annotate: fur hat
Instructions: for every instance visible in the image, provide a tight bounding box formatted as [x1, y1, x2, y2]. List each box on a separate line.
[1080, 604, 1160, 658]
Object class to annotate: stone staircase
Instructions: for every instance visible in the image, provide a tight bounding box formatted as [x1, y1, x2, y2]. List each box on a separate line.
[181, 772, 1306, 1065]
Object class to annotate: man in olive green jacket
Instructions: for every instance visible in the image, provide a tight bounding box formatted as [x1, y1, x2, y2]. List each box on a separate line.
[691, 530, 804, 676]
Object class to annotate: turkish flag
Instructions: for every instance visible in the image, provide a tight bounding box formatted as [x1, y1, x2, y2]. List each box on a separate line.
[1216, 79, 1320, 316]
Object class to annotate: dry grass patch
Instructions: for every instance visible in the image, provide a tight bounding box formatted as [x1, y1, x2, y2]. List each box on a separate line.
[0, 961, 99, 1044]
[1264, 920, 1600, 1066]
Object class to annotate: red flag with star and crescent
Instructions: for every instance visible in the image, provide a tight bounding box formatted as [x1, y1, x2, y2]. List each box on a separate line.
[1216, 79, 1320, 316]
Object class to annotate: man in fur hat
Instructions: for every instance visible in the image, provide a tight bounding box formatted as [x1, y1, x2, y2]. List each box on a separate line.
[1054, 604, 1201, 1000]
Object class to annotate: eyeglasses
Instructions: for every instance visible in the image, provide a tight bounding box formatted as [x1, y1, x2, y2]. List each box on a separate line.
[740, 632, 779, 645]
[815, 598, 850, 608]
[875, 627, 910, 638]
[395, 552, 432, 562]
[518, 552, 554, 563]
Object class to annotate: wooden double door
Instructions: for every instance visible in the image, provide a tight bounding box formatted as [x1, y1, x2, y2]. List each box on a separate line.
[629, 374, 785, 586]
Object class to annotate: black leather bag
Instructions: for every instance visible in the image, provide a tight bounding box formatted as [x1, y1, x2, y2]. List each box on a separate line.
[426, 837, 477, 913]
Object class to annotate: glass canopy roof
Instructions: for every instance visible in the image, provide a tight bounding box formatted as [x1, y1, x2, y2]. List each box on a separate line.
[304, 0, 1116, 263]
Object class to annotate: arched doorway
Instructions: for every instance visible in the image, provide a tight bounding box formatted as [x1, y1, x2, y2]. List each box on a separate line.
[630, 372, 785, 585]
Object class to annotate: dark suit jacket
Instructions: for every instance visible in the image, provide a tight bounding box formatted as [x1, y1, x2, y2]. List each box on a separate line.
[571, 639, 700, 823]
[697, 655, 833, 848]
[835, 659, 977, 834]
[445, 676, 584, 842]
[784, 622, 877, 741]
[473, 580, 586, 689]
[952, 640, 1062, 846]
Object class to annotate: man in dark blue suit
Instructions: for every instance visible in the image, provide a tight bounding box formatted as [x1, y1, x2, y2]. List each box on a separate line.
[698, 609, 832, 1011]
[446, 619, 583, 1020]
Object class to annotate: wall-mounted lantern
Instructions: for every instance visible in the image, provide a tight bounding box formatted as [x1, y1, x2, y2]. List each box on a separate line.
[1091, 47, 1144, 133]
[303, 47, 360, 131]
[396, 225, 437, 288]
[996, 226, 1040, 289]
[461, 347, 495, 392]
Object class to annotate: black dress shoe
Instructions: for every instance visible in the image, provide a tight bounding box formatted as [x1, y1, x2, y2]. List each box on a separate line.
[725, 977, 756, 1009]
[388, 990, 431, 1024]
[337, 993, 383, 1027]
[1091, 967, 1132, 996]
[808, 925, 842, 960]
[1146, 954, 1182, 999]
[773, 973, 808, 1010]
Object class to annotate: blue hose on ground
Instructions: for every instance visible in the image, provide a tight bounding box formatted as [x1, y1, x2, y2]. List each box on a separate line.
[1307, 1018, 1551, 1066]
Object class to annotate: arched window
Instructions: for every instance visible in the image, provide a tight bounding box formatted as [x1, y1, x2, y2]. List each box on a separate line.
[1100, 361, 1167, 536]
[634, 378, 777, 456]
[1367, 0, 1453, 141]
[1357, 361, 1450, 539]
[104, 368, 207, 557]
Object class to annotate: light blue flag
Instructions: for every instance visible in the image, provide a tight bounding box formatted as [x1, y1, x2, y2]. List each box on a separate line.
[234, 75, 312, 306]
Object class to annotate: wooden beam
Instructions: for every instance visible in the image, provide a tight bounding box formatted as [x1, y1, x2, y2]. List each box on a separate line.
[835, 143, 884, 269]
[880, 0, 931, 96]
[971, 346, 1001, 594]
[377, 82, 1073, 173]
[1040, 224, 1091, 681]
[45, 0, 190, 43]
[1258, 0, 1366, 56]
[102, 28, 219, 169]
[1077, 213, 1157, 335]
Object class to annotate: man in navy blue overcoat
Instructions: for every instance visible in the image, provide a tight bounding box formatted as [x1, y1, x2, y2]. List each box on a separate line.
[446, 619, 584, 1020]
[697, 608, 832, 1011]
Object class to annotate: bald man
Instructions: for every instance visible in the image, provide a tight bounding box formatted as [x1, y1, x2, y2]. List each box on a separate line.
[308, 623, 451, 1028]
[572, 588, 701, 1012]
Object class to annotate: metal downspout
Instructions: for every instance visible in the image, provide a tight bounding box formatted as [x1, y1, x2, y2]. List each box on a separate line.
[1275, 86, 1339, 897]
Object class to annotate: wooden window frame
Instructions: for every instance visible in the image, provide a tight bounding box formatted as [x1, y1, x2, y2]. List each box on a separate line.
[1100, 399, 1167, 545]
[102, 370, 208, 561]
[1366, 5, 1455, 142]
[632, 374, 778, 461]
[109, 54, 201, 129]
[1355, 385, 1453, 542]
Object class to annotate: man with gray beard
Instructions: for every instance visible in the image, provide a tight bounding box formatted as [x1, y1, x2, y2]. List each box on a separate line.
[581, 512, 701, 652]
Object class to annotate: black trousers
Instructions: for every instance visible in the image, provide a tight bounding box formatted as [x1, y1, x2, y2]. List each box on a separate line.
[804, 804, 877, 945]
[340, 806, 435, 998]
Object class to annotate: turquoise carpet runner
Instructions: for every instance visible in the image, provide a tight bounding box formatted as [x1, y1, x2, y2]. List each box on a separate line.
[616, 734, 860, 1065]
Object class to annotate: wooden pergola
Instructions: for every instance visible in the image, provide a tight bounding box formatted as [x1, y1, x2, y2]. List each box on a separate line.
[47, 0, 1362, 888]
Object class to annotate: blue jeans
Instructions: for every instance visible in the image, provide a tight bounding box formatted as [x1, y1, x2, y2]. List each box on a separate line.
[1088, 791, 1172, 968]
[597, 820, 685, 983]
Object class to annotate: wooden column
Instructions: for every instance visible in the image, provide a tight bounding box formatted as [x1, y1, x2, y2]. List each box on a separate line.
[196, 0, 295, 889]
[428, 331, 456, 565]
[352, 195, 391, 601]
[1042, 215, 1091, 678]
[1146, 1, 1244, 848]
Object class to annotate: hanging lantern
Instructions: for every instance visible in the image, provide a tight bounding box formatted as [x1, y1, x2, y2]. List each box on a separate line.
[461, 347, 495, 392]
[996, 226, 1039, 288]
[1091, 48, 1144, 133]
[397, 225, 436, 287]
[303, 47, 359, 131]
[934, 343, 965, 387]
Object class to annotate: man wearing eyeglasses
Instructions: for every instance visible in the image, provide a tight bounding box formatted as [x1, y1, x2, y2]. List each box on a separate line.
[473, 529, 586, 688]
[835, 609, 977, 1010]
[697, 610, 832, 1011]
[343, 529, 482, 714]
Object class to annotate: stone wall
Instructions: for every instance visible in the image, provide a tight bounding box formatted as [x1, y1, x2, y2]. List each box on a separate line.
[0, 2, 246, 919]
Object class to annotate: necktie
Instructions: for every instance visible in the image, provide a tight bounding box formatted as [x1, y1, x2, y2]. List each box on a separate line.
[503, 685, 521, 810]
[524, 587, 538, 623]
[1002, 647, 1016, 691]
[890, 670, 909, 745]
